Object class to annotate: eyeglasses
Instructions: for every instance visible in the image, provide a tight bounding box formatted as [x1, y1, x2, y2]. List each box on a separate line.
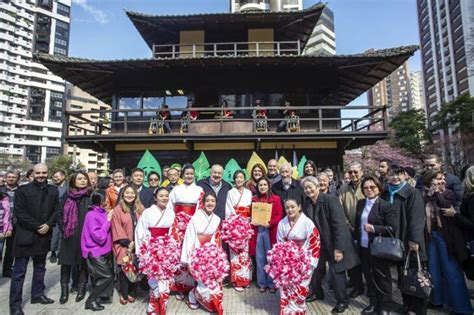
[348, 171, 359, 175]
[363, 185, 378, 190]
[149, 178, 159, 182]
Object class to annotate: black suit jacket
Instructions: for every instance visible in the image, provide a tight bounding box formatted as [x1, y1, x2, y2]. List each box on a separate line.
[272, 179, 305, 210]
[303, 193, 360, 273]
[354, 198, 398, 248]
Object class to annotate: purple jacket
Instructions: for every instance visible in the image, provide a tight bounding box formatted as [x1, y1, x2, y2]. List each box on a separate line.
[81, 205, 112, 259]
[1, 196, 11, 234]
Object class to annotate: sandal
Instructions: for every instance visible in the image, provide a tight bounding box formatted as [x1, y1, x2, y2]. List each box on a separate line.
[269, 288, 277, 294]
[127, 296, 136, 303]
[119, 296, 128, 305]
[186, 300, 199, 310]
[259, 287, 266, 293]
[234, 286, 244, 292]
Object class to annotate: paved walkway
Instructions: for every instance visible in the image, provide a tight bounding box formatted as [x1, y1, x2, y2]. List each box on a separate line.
[0, 260, 471, 314]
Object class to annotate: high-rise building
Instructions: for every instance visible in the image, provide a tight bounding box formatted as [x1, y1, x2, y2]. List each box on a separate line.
[303, 6, 335, 55]
[64, 84, 110, 174]
[417, 0, 474, 128]
[368, 61, 412, 118]
[0, 0, 71, 164]
[410, 71, 426, 111]
[230, 0, 302, 13]
[230, 1, 335, 56]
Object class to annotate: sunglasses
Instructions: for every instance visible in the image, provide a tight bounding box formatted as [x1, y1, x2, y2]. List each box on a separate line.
[149, 178, 160, 182]
[363, 185, 378, 190]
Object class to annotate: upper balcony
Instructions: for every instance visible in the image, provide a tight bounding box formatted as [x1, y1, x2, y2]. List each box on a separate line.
[152, 40, 301, 59]
[64, 104, 389, 151]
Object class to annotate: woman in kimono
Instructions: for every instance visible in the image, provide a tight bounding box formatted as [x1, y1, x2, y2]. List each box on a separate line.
[181, 191, 223, 314]
[136, 187, 176, 315]
[225, 170, 253, 291]
[167, 164, 203, 298]
[111, 185, 144, 305]
[277, 198, 320, 314]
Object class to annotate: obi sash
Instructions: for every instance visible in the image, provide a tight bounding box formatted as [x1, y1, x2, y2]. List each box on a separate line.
[175, 203, 197, 216]
[197, 233, 213, 246]
[284, 237, 305, 248]
[234, 206, 251, 218]
[148, 227, 170, 238]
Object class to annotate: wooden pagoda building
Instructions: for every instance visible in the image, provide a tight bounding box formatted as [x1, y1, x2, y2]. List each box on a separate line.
[36, 4, 417, 170]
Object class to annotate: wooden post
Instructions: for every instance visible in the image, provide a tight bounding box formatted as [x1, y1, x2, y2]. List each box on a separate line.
[124, 112, 128, 134]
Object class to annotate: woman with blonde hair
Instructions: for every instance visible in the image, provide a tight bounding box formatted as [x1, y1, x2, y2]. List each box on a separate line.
[111, 184, 144, 305]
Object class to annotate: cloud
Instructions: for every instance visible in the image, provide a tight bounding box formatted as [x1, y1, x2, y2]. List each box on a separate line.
[74, 0, 109, 25]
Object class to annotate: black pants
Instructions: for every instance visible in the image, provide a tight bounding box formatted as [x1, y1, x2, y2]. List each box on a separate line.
[361, 247, 392, 309]
[310, 250, 348, 305]
[348, 263, 364, 292]
[10, 254, 47, 311]
[119, 268, 137, 299]
[86, 253, 114, 303]
[61, 261, 88, 287]
[3, 235, 14, 277]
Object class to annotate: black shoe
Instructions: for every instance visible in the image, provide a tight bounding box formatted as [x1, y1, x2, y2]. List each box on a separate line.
[331, 303, 348, 313]
[306, 292, 324, 302]
[349, 288, 364, 298]
[70, 286, 78, 294]
[59, 283, 69, 304]
[10, 309, 24, 315]
[362, 304, 377, 314]
[76, 284, 86, 302]
[49, 252, 57, 264]
[85, 300, 105, 311]
[31, 295, 54, 304]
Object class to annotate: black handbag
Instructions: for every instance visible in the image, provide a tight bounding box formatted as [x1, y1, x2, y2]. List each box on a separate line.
[400, 250, 433, 299]
[370, 227, 404, 261]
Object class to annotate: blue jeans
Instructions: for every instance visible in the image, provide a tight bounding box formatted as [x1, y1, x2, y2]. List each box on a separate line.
[428, 231, 473, 313]
[256, 227, 274, 289]
[10, 254, 47, 310]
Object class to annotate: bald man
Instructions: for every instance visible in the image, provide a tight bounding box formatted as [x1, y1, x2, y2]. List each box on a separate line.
[197, 164, 231, 220]
[267, 159, 281, 185]
[10, 164, 59, 314]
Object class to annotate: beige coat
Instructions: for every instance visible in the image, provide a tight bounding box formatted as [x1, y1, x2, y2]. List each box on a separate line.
[338, 182, 365, 228]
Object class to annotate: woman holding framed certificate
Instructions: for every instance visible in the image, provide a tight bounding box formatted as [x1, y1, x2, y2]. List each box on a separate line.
[249, 177, 283, 293]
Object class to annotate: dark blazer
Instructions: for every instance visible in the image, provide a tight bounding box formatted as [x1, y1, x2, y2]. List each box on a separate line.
[12, 181, 59, 257]
[139, 186, 154, 209]
[456, 193, 474, 242]
[197, 178, 231, 220]
[354, 198, 398, 248]
[381, 183, 427, 261]
[303, 193, 360, 273]
[271, 179, 304, 210]
[58, 193, 91, 265]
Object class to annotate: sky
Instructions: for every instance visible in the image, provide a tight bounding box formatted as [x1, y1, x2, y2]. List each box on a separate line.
[69, 0, 422, 106]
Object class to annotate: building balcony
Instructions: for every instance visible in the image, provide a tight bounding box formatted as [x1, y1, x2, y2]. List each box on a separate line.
[65, 105, 389, 151]
[152, 40, 301, 59]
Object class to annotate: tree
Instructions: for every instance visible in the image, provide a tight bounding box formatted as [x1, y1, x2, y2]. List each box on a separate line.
[388, 109, 430, 155]
[46, 155, 78, 176]
[431, 93, 474, 165]
[0, 153, 33, 174]
[344, 141, 422, 173]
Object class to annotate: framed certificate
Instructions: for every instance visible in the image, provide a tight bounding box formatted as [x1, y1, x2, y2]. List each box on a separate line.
[251, 202, 272, 225]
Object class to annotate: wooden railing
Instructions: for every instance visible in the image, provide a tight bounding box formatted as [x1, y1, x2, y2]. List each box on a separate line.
[152, 40, 301, 59]
[65, 105, 389, 137]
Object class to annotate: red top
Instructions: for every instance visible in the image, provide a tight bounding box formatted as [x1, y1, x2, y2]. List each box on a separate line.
[149, 227, 170, 237]
[249, 194, 283, 256]
[159, 111, 170, 120]
[256, 109, 267, 117]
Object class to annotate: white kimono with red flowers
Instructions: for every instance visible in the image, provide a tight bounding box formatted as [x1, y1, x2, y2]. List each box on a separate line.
[225, 187, 253, 287]
[135, 205, 175, 315]
[276, 213, 320, 315]
[166, 183, 203, 294]
[181, 210, 223, 315]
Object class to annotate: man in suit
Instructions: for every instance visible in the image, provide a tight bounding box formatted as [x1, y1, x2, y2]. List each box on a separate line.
[272, 163, 304, 209]
[129, 168, 154, 208]
[197, 164, 231, 220]
[9, 164, 59, 315]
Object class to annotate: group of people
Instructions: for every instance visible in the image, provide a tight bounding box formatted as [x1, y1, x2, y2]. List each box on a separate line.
[1, 154, 474, 315]
[148, 99, 299, 134]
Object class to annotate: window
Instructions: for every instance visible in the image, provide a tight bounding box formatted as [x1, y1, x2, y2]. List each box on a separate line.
[53, 46, 67, 56]
[118, 97, 141, 117]
[56, 3, 70, 16]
